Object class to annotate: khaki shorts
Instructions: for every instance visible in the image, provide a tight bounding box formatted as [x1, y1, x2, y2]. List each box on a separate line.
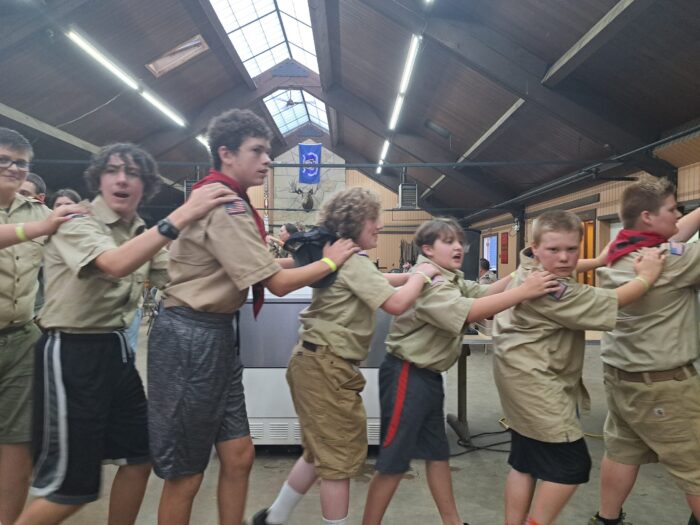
[603, 365, 700, 495]
[0, 322, 40, 443]
[286, 342, 367, 480]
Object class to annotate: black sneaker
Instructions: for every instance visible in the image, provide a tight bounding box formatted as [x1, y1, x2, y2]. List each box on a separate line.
[588, 511, 632, 525]
[251, 508, 270, 525]
[689, 513, 699, 525]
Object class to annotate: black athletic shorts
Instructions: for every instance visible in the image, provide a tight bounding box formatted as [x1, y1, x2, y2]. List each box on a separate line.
[31, 331, 149, 505]
[375, 354, 449, 474]
[508, 429, 591, 485]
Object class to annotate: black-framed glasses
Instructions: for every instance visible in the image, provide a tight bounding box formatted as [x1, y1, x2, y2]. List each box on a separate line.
[0, 156, 30, 171]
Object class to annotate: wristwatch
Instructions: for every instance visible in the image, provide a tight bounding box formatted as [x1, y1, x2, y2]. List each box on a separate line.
[157, 218, 180, 240]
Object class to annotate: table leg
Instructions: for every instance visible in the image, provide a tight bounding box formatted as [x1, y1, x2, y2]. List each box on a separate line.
[446, 344, 471, 445]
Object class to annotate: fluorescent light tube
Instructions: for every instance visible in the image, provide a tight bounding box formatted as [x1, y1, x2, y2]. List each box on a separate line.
[141, 91, 187, 127]
[388, 95, 404, 131]
[376, 159, 384, 175]
[196, 135, 209, 148]
[379, 140, 390, 160]
[398, 34, 421, 94]
[67, 30, 139, 90]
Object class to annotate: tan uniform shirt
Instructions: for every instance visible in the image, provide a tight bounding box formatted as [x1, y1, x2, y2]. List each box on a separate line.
[0, 194, 50, 330]
[597, 241, 700, 372]
[386, 255, 489, 372]
[299, 253, 395, 362]
[164, 198, 281, 313]
[493, 248, 617, 443]
[478, 271, 497, 285]
[39, 196, 168, 332]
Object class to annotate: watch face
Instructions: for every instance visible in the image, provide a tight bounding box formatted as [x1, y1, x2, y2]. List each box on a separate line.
[158, 219, 178, 240]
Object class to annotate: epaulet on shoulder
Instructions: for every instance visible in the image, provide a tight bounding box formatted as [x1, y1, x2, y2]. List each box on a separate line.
[430, 275, 446, 286]
[222, 197, 247, 216]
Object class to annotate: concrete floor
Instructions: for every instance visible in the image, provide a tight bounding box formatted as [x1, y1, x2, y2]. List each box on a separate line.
[57, 327, 692, 525]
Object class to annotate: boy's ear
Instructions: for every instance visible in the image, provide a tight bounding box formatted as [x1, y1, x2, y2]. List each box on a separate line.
[421, 243, 434, 257]
[638, 210, 654, 227]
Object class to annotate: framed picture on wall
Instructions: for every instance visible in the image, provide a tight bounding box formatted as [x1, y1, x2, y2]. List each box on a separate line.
[500, 232, 509, 264]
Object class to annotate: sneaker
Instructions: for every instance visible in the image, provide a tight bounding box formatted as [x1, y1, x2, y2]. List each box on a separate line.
[588, 511, 632, 525]
[251, 508, 270, 525]
[689, 514, 699, 525]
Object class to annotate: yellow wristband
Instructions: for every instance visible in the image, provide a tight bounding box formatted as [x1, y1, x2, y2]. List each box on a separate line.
[510, 271, 516, 279]
[414, 270, 432, 285]
[15, 223, 28, 242]
[634, 275, 650, 291]
[321, 257, 337, 272]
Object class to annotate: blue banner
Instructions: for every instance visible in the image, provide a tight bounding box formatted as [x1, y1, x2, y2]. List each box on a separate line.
[299, 143, 322, 184]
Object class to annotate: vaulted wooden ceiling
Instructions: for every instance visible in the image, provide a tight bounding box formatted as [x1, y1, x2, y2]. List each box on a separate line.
[1, 0, 698, 223]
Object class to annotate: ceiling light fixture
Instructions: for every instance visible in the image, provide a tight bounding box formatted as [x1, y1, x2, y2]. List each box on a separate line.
[67, 28, 187, 128]
[67, 30, 138, 90]
[399, 34, 421, 95]
[376, 159, 384, 175]
[388, 95, 405, 131]
[196, 134, 209, 148]
[379, 139, 390, 161]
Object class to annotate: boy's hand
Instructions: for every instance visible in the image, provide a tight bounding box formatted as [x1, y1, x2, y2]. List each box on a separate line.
[414, 262, 439, 279]
[171, 183, 237, 227]
[46, 203, 90, 234]
[322, 238, 359, 268]
[520, 271, 560, 299]
[633, 248, 666, 285]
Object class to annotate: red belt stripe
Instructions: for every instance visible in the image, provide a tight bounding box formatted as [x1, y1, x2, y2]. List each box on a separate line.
[382, 360, 411, 448]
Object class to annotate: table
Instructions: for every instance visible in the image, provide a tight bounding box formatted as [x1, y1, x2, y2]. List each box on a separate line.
[446, 331, 602, 445]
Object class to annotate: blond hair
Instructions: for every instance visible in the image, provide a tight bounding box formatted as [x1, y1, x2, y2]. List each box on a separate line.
[318, 187, 381, 240]
[620, 175, 675, 228]
[532, 210, 583, 245]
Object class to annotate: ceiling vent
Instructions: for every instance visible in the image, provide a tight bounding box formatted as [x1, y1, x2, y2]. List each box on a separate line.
[399, 183, 418, 209]
[146, 35, 209, 78]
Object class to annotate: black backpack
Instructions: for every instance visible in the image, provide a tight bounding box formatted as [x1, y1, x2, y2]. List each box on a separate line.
[283, 227, 340, 288]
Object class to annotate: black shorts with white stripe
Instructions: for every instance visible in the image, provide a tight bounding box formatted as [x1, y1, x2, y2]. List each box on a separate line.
[31, 331, 149, 505]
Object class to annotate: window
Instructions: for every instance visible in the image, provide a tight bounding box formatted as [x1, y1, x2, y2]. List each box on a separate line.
[482, 234, 498, 274]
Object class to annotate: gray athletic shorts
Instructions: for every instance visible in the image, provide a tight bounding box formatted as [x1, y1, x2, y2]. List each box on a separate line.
[147, 306, 249, 480]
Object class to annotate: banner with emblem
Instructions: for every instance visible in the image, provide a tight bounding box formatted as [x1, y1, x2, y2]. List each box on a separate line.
[298, 143, 322, 185]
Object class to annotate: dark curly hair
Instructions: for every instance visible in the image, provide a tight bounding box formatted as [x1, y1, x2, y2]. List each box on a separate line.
[0, 127, 33, 158]
[206, 109, 272, 170]
[318, 187, 381, 241]
[84, 143, 161, 201]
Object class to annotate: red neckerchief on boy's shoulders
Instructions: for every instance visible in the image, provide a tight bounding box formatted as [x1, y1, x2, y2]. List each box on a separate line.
[192, 168, 267, 318]
[607, 229, 668, 265]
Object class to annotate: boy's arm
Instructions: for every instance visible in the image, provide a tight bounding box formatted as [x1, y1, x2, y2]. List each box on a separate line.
[467, 271, 558, 322]
[263, 239, 359, 296]
[671, 207, 700, 242]
[95, 183, 236, 277]
[384, 273, 410, 286]
[0, 204, 87, 249]
[575, 242, 610, 273]
[614, 248, 665, 307]
[380, 262, 440, 315]
[485, 274, 512, 295]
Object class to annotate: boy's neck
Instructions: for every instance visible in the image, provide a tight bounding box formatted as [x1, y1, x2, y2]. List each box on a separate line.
[0, 190, 16, 209]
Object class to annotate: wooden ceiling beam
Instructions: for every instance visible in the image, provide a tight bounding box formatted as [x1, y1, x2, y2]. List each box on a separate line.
[303, 83, 510, 203]
[308, 0, 341, 146]
[0, 0, 93, 53]
[357, 0, 665, 163]
[139, 62, 321, 156]
[177, 0, 256, 89]
[542, 0, 657, 87]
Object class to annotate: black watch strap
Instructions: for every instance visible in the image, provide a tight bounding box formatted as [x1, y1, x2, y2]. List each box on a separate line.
[157, 218, 180, 240]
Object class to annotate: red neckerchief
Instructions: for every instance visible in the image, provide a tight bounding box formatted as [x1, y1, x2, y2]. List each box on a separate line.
[607, 229, 667, 265]
[192, 169, 267, 317]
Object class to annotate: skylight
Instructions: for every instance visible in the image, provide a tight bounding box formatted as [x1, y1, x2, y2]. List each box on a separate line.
[264, 89, 329, 135]
[208, 0, 319, 77]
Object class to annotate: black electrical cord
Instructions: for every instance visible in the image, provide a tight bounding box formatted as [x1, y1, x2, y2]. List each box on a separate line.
[449, 429, 512, 457]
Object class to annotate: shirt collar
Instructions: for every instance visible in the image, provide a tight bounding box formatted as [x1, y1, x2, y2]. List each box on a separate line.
[91, 195, 145, 233]
[415, 254, 464, 281]
[7, 193, 37, 214]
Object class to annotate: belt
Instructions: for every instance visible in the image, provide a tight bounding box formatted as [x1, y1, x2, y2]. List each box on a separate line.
[0, 322, 30, 336]
[302, 340, 321, 352]
[299, 340, 361, 366]
[604, 363, 698, 383]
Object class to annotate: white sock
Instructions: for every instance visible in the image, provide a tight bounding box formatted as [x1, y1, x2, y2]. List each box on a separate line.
[266, 481, 304, 524]
[322, 516, 348, 525]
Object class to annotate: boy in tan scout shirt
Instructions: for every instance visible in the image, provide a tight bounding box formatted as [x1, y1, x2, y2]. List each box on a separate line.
[591, 176, 700, 525]
[0, 127, 87, 525]
[492, 210, 665, 525]
[15, 143, 235, 525]
[147, 109, 357, 525]
[254, 189, 447, 525]
[362, 218, 562, 525]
